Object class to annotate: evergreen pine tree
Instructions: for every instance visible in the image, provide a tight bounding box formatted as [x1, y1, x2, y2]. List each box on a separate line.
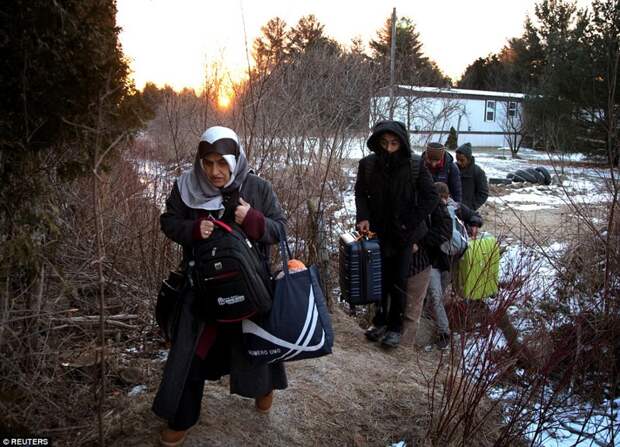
[369, 16, 449, 87]
[445, 127, 458, 149]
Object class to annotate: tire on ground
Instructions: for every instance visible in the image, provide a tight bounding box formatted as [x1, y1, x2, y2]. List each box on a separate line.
[525, 167, 546, 184]
[514, 168, 539, 183]
[489, 178, 513, 185]
[535, 166, 552, 185]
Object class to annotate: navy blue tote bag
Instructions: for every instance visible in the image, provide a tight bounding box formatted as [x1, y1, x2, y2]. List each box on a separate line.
[242, 234, 334, 364]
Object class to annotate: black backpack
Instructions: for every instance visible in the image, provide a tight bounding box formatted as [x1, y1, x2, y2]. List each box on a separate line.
[191, 219, 272, 323]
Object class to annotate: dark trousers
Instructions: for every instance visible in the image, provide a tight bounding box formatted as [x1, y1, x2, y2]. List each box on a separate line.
[168, 358, 206, 431]
[373, 248, 412, 332]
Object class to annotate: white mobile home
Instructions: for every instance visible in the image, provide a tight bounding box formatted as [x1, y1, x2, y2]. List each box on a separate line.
[371, 86, 526, 148]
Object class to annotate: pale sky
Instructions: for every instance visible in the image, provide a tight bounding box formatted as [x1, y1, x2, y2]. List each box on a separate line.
[116, 0, 594, 91]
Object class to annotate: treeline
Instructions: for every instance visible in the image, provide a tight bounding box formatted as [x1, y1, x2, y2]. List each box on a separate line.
[138, 13, 450, 163]
[144, 1, 618, 164]
[459, 0, 619, 163]
[1, 1, 158, 443]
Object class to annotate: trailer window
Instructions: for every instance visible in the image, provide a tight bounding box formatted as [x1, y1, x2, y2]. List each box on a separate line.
[485, 100, 496, 122]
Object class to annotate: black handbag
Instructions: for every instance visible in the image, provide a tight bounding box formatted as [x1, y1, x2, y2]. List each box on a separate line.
[155, 270, 185, 343]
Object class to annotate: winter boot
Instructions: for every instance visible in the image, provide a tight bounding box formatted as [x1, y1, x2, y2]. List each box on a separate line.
[255, 390, 274, 414]
[381, 331, 401, 348]
[364, 325, 387, 342]
[160, 428, 188, 447]
[437, 333, 450, 351]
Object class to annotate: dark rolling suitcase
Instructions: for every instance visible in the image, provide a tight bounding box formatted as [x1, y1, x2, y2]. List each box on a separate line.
[339, 232, 382, 305]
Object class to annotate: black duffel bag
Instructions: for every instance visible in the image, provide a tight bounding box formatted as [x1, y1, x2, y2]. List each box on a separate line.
[156, 270, 186, 343]
[191, 218, 272, 323]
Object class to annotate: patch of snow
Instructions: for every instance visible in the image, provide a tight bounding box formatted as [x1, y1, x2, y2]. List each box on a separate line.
[511, 203, 556, 211]
[156, 350, 168, 362]
[128, 385, 147, 397]
[342, 137, 369, 160]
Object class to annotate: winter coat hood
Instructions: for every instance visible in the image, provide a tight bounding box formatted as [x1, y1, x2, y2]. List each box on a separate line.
[456, 143, 473, 161]
[366, 121, 412, 159]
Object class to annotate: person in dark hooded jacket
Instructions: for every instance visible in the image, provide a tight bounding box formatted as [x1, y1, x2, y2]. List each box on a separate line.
[455, 142, 489, 210]
[355, 121, 439, 348]
[153, 126, 287, 446]
[422, 142, 462, 203]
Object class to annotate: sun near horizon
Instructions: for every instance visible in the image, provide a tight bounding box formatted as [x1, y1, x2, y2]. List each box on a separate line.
[217, 89, 233, 109]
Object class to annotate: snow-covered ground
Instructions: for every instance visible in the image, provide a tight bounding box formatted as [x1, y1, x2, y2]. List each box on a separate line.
[476, 147, 610, 211]
[338, 146, 617, 447]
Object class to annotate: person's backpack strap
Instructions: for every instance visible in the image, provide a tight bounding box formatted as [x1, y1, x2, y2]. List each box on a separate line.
[363, 153, 378, 195]
[409, 154, 421, 206]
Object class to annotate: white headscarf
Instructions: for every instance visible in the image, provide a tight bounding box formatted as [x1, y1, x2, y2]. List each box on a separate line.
[177, 126, 250, 211]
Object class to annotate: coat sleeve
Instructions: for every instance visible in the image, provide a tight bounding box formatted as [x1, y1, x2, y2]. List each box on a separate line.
[354, 158, 370, 223]
[457, 203, 483, 228]
[424, 203, 452, 248]
[473, 166, 489, 210]
[160, 182, 196, 246]
[449, 163, 463, 203]
[253, 178, 286, 245]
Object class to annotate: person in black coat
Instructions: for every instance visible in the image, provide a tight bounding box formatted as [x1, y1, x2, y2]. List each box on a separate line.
[422, 142, 462, 203]
[153, 126, 287, 446]
[455, 143, 489, 210]
[355, 120, 439, 348]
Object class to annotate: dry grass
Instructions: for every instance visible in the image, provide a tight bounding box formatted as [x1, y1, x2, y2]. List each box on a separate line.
[108, 308, 503, 447]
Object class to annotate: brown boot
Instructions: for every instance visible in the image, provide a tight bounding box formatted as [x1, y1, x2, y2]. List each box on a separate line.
[160, 428, 187, 447]
[255, 391, 274, 414]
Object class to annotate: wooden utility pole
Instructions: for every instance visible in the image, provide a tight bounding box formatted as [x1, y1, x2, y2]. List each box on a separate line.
[389, 7, 397, 119]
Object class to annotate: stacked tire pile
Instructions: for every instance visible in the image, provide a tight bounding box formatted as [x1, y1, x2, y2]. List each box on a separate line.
[489, 166, 552, 185]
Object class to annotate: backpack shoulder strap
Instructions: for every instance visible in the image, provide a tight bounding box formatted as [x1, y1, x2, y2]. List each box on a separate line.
[409, 154, 421, 185]
[364, 153, 377, 184]
[363, 154, 378, 193]
[409, 155, 421, 206]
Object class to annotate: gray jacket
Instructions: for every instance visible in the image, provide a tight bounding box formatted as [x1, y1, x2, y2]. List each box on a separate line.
[456, 143, 488, 210]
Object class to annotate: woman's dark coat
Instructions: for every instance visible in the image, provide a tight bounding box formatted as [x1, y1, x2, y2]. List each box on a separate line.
[153, 174, 287, 421]
[354, 121, 439, 257]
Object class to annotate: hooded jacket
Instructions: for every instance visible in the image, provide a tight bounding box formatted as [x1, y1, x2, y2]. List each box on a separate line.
[355, 121, 439, 257]
[456, 143, 489, 210]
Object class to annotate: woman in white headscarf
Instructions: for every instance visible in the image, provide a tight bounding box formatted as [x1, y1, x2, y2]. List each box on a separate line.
[153, 126, 287, 446]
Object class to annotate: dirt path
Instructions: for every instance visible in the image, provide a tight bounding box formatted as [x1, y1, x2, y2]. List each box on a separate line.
[113, 309, 463, 447]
